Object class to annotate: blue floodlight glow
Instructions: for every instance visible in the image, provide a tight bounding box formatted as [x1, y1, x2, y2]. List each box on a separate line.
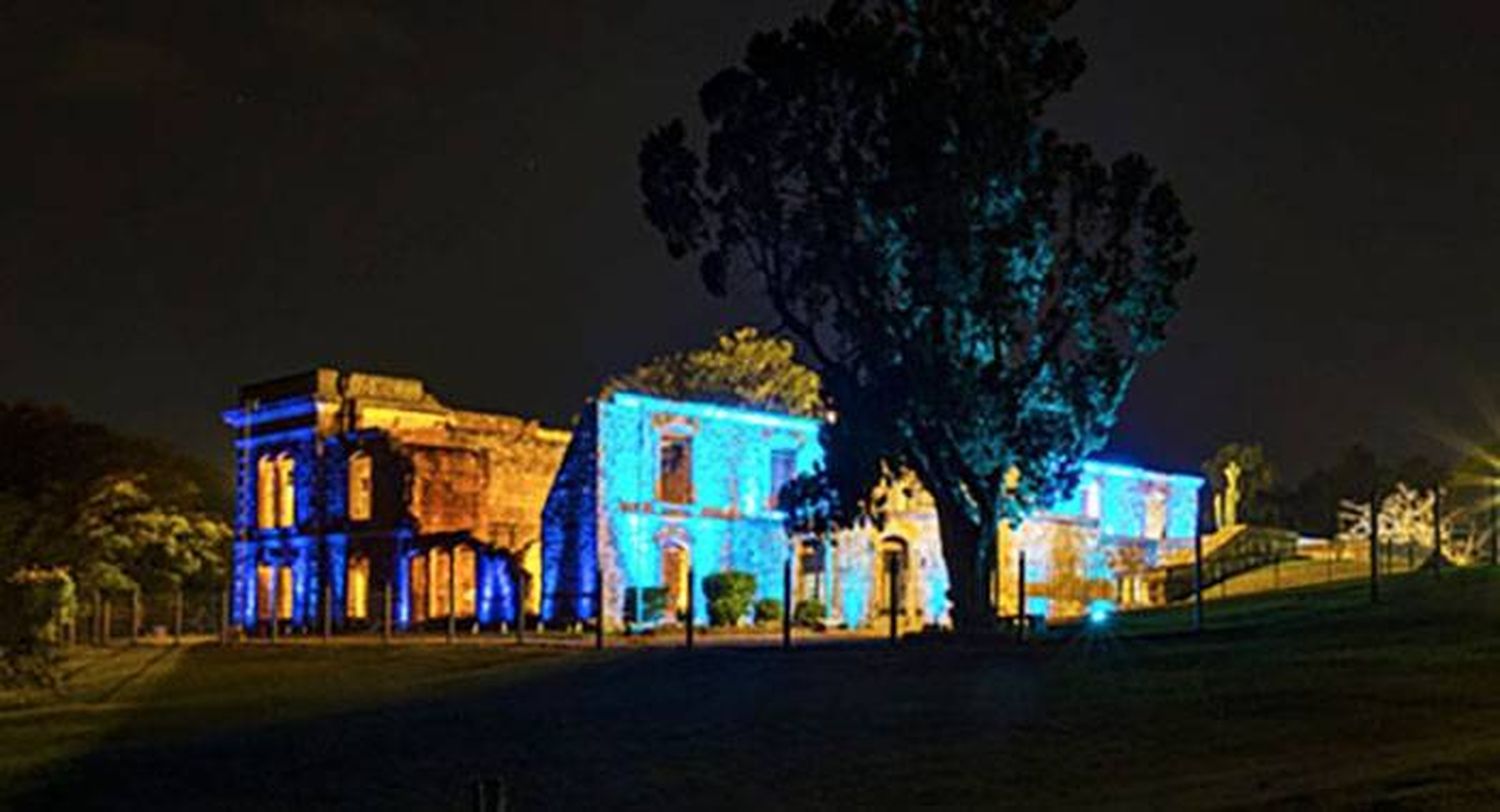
[1087, 599, 1116, 625]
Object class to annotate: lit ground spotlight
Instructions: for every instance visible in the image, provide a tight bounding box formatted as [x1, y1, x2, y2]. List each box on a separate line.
[1087, 599, 1116, 627]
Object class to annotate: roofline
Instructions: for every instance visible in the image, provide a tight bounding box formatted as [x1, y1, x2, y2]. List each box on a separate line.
[604, 391, 825, 432]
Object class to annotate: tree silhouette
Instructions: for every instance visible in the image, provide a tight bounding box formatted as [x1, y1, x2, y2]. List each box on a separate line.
[604, 327, 823, 417]
[639, 0, 1194, 630]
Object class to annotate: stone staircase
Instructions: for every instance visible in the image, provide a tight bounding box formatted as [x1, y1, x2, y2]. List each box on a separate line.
[1151, 525, 1299, 603]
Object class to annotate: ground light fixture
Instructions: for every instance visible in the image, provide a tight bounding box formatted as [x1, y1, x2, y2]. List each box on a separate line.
[1087, 599, 1116, 626]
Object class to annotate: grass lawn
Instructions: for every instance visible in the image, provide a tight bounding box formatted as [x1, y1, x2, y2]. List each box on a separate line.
[6, 568, 1500, 809]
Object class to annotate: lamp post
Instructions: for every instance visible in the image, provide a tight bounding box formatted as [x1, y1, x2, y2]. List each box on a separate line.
[1432, 486, 1442, 580]
[1369, 487, 1380, 604]
[1016, 549, 1027, 644]
[1192, 519, 1204, 634]
[782, 555, 792, 650]
[513, 537, 539, 645]
[594, 563, 605, 650]
[1491, 476, 1498, 567]
[685, 564, 695, 651]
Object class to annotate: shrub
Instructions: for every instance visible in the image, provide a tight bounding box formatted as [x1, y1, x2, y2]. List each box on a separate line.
[702, 571, 757, 627]
[1, 567, 75, 689]
[753, 597, 782, 625]
[793, 598, 827, 628]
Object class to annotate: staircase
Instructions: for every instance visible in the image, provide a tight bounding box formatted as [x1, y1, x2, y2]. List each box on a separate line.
[1153, 525, 1299, 603]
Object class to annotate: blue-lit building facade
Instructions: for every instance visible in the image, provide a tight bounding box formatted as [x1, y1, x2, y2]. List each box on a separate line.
[542, 392, 1205, 629]
[541, 393, 824, 629]
[223, 369, 569, 634]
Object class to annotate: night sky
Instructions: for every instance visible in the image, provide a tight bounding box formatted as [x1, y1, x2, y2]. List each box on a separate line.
[4, 1, 1498, 482]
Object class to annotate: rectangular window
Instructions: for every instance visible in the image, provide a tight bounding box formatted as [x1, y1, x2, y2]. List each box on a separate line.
[769, 449, 798, 509]
[657, 435, 694, 504]
[256, 563, 273, 620]
[275, 455, 296, 528]
[1144, 492, 1168, 541]
[256, 456, 276, 529]
[276, 565, 294, 621]
[346, 556, 370, 620]
[348, 452, 373, 521]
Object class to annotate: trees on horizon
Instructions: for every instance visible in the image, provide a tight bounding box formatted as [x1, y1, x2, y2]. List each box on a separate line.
[0, 402, 230, 598]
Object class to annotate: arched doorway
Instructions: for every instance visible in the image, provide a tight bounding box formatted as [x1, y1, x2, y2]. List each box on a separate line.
[874, 537, 910, 622]
[661, 541, 691, 621]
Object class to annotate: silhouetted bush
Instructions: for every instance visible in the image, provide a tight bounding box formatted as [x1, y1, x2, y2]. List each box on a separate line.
[793, 598, 827, 628]
[753, 597, 782, 625]
[1, 567, 74, 689]
[702, 571, 756, 627]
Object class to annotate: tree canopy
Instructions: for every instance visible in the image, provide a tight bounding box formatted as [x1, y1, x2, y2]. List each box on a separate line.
[640, 0, 1194, 629]
[604, 326, 823, 417]
[0, 402, 230, 593]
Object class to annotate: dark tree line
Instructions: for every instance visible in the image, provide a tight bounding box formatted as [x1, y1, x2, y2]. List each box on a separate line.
[0, 402, 230, 594]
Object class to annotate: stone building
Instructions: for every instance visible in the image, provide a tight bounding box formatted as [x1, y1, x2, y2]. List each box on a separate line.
[222, 369, 569, 633]
[540, 393, 824, 628]
[541, 392, 1205, 631]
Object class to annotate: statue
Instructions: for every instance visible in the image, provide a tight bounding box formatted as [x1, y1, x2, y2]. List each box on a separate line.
[1213, 460, 1242, 529]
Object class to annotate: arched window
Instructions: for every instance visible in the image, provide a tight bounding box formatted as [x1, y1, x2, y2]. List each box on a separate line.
[347, 451, 373, 521]
[274, 454, 296, 528]
[256, 455, 276, 529]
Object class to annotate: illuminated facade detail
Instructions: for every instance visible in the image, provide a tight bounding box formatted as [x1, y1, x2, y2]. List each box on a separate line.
[225, 368, 568, 633]
[657, 433, 695, 504]
[542, 393, 824, 628]
[769, 448, 798, 509]
[346, 555, 370, 620]
[543, 393, 1205, 628]
[275, 454, 296, 527]
[256, 455, 276, 529]
[347, 451, 373, 521]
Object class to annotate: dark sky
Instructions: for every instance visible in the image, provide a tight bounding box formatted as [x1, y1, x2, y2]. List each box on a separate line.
[4, 1, 1498, 482]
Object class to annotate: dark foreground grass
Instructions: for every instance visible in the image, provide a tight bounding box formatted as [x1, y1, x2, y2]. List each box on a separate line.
[6, 569, 1500, 810]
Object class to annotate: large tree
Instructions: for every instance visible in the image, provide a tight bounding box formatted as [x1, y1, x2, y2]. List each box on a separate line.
[639, 0, 1194, 630]
[604, 326, 823, 417]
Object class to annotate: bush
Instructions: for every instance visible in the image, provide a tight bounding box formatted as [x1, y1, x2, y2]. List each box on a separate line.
[753, 597, 782, 625]
[624, 586, 669, 624]
[702, 571, 757, 627]
[1, 567, 75, 689]
[793, 598, 827, 628]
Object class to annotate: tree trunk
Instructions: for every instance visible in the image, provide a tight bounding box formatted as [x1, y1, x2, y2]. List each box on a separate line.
[932, 491, 999, 633]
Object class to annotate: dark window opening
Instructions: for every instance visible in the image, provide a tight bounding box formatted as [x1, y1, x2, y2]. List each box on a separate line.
[657, 435, 694, 504]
